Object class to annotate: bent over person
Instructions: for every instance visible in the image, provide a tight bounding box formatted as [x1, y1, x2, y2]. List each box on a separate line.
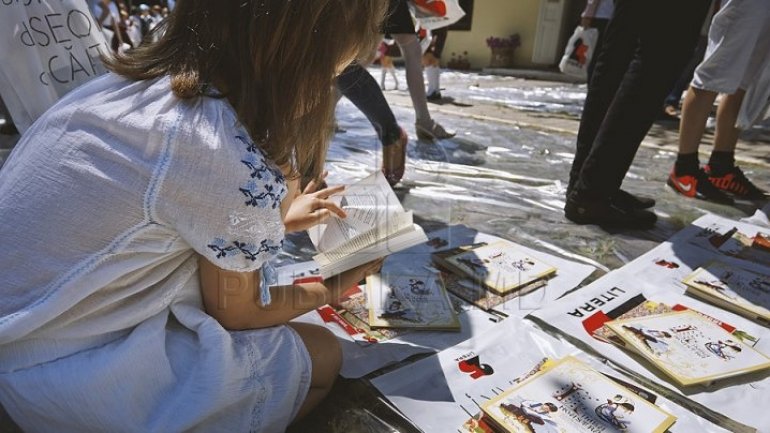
[0, 1, 387, 432]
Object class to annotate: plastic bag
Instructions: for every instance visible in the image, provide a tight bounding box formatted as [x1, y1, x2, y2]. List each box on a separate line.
[408, 0, 465, 30]
[558, 25, 599, 80]
[0, 0, 110, 133]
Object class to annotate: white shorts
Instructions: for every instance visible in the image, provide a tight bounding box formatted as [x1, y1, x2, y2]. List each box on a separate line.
[691, 0, 770, 94]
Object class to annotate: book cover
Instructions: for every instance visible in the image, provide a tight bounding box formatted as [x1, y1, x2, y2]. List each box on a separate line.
[440, 271, 546, 311]
[366, 273, 461, 330]
[606, 310, 770, 386]
[481, 356, 676, 433]
[683, 262, 770, 324]
[443, 241, 557, 294]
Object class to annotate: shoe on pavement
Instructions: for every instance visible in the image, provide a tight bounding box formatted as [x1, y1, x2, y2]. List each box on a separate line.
[705, 165, 767, 200]
[611, 189, 655, 210]
[564, 195, 657, 229]
[667, 167, 734, 204]
[426, 91, 442, 101]
[382, 127, 408, 186]
[415, 119, 455, 140]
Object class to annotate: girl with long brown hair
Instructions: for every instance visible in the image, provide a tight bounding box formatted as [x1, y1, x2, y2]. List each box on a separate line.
[0, 1, 387, 431]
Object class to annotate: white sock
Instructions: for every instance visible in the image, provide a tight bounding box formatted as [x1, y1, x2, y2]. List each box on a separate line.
[426, 66, 440, 96]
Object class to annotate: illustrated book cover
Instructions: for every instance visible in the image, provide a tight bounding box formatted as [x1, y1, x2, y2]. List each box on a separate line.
[682, 262, 770, 324]
[481, 356, 676, 433]
[366, 273, 461, 330]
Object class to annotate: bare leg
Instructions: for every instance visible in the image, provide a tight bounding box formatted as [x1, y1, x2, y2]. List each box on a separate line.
[713, 89, 746, 152]
[393, 33, 431, 123]
[678, 86, 718, 154]
[289, 323, 342, 422]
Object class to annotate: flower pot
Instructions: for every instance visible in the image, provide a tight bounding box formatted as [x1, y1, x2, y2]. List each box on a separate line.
[489, 46, 515, 68]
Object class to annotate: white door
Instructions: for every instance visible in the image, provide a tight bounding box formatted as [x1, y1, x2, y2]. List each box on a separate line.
[532, 0, 566, 65]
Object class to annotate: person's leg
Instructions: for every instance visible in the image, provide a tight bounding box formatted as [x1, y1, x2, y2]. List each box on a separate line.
[576, 0, 709, 199]
[585, 18, 609, 85]
[336, 63, 408, 185]
[393, 33, 454, 139]
[663, 36, 708, 115]
[289, 323, 342, 422]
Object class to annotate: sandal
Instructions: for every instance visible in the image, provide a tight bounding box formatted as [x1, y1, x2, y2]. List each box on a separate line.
[382, 127, 408, 186]
[415, 119, 455, 140]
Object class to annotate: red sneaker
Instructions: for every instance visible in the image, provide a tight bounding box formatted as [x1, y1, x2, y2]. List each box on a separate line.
[667, 168, 733, 204]
[705, 165, 767, 200]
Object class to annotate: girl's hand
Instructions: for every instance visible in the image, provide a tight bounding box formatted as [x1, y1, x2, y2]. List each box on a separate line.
[283, 174, 347, 233]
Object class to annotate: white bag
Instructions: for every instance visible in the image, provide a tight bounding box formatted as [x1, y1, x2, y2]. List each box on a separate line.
[0, 0, 110, 133]
[408, 0, 465, 31]
[558, 25, 599, 80]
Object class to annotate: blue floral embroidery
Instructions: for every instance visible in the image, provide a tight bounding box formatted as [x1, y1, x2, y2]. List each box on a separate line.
[207, 238, 283, 262]
[236, 134, 287, 209]
[207, 238, 240, 258]
[239, 180, 283, 209]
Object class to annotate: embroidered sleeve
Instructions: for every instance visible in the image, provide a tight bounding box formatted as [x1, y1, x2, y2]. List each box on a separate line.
[156, 113, 287, 275]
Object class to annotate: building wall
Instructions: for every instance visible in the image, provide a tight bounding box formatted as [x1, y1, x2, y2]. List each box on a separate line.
[443, 0, 542, 69]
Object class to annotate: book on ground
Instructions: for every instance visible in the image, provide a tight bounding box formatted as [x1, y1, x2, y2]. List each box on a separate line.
[606, 310, 770, 386]
[308, 172, 427, 278]
[682, 262, 770, 325]
[366, 272, 461, 330]
[438, 241, 556, 295]
[481, 356, 676, 433]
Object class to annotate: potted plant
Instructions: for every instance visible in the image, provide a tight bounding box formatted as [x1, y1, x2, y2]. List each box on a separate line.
[486, 34, 521, 68]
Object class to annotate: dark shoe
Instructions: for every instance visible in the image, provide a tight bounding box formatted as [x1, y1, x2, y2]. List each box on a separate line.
[611, 189, 655, 210]
[564, 195, 657, 229]
[382, 127, 408, 186]
[705, 165, 767, 200]
[667, 167, 734, 204]
[426, 91, 442, 101]
[0, 122, 18, 135]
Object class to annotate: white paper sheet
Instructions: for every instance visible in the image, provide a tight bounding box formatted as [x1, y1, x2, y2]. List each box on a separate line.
[529, 215, 770, 433]
[372, 318, 730, 433]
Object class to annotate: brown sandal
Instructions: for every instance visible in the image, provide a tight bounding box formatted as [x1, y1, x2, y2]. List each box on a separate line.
[382, 127, 408, 186]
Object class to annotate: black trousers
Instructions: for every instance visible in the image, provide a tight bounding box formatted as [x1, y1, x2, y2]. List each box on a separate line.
[568, 0, 710, 201]
[337, 63, 402, 146]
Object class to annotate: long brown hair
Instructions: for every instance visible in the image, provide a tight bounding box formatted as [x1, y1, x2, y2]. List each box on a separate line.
[105, 0, 387, 179]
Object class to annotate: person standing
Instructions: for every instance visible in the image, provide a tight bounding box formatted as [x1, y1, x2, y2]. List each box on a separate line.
[565, 0, 711, 228]
[667, 0, 770, 203]
[580, 0, 613, 84]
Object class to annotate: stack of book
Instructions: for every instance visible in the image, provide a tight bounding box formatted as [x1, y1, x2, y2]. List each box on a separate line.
[431, 241, 557, 311]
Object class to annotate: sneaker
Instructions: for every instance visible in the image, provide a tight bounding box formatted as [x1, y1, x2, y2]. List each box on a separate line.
[667, 168, 734, 204]
[415, 119, 455, 140]
[611, 189, 655, 210]
[564, 194, 657, 229]
[705, 165, 767, 200]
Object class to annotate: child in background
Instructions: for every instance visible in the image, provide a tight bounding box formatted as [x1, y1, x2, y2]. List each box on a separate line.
[378, 39, 399, 90]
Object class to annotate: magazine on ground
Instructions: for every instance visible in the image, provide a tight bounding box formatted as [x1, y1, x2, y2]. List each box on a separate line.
[438, 241, 557, 295]
[481, 356, 677, 433]
[606, 310, 770, 386]
[682, 262, 770, 325]
[366, 273, 461, 330]
[308, 172, 427, 278]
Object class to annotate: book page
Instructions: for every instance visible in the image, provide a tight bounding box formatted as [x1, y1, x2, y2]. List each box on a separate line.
[308, 172, 407, 253]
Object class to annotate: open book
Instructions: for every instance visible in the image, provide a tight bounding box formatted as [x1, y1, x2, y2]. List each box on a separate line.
[308, 172, 427, 278]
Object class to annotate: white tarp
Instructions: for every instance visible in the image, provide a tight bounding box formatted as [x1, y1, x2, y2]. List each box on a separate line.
[0, 0, 109, 133]
[528, 214, 770, 433]
[372, 317, 731, 433]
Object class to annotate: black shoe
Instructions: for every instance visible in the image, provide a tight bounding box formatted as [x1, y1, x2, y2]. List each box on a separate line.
[0, 122, 18, 135]
[611, 189, 655, 210]
[426, 91, 442, 101]
[565, 195, 657, 229]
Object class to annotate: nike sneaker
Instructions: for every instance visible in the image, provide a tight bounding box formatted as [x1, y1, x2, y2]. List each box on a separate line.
[705, 165, 767, 200]
[667, 168, 734, 204]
